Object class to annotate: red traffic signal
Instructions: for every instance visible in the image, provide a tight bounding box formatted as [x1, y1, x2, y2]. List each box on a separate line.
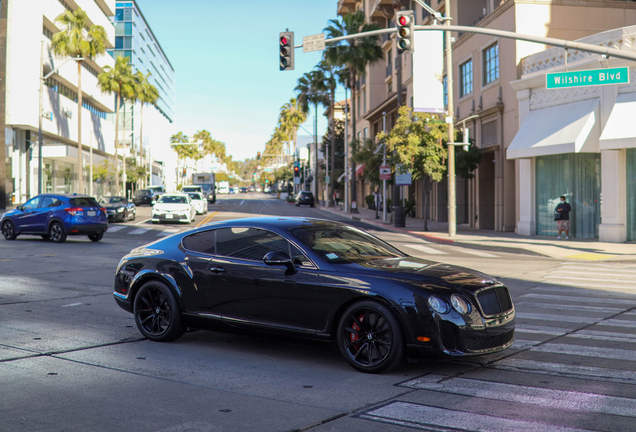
[279, 31, 294, 71]
[396, 11, 414, 54]
[293, 166, 300, 177]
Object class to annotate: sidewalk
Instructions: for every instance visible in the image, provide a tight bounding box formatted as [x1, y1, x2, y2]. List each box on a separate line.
[318, 203, 636, 261]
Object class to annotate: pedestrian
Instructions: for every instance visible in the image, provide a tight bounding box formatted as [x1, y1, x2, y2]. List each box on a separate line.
[335, 189, 341, 207]
[374, 190, 382, 211]
[554, 195, 571, 239]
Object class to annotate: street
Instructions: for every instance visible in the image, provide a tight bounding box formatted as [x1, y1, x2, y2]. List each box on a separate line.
[1, 194, 636, 432]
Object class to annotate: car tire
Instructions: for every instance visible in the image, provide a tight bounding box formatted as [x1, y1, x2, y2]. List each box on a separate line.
[131, 211, 136, 221]
[2, 220, 17, 240]
[41, 234, 50, 241]
[133, 281, 186, 342]
[123, 210, 128, 222]
[152, 221, 159, 224]
[336, 300, 405, 373]
[310, 204, 315, 208]
[49, 222, 67, 243]
[88, 231, 103, 242]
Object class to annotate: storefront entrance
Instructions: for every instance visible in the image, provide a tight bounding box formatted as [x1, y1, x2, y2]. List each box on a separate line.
[627, 149, 636, 241]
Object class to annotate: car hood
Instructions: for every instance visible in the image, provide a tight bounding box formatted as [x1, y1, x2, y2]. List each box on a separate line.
[153, 203, 190, 211]
[334, 256, 498, 292]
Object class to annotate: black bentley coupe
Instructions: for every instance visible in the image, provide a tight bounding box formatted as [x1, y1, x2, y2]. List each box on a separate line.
[113, 217, 515, 373]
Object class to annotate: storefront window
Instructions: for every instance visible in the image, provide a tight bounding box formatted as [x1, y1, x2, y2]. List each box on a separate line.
[536, 153, 601, 238]
[44, 162, 53, 194]
[627, 149, 636, 241]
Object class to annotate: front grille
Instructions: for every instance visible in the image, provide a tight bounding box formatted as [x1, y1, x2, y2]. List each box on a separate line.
[464, 329, 515, 352]
[476, 286, 513, 316]
[438, 321, 457, 351]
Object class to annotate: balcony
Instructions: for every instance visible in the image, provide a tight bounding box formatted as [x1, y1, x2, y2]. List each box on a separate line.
[370, 0, 394, 18]
[337, 0, 356, 15]
[386, 63, 392, 78]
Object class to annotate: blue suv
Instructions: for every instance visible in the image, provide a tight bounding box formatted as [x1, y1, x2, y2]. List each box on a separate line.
[1, 194, 108, 243]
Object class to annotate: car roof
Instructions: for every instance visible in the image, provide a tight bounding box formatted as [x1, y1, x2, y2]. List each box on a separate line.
[195, 217, 347, 232]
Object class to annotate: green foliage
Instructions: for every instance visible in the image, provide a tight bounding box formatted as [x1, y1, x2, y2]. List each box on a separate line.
[125, 158, 148, 184]
[93, 160, 114, 182]
[52, 8, 108, 60]
[365, 194, 374, 207]
[456, 145, 482, 179]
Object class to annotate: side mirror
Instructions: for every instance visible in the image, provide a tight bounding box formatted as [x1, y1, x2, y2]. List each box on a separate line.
[17, 205, 23, 211]
[151, 200, 156, 206]
[263, 251, 296, 274]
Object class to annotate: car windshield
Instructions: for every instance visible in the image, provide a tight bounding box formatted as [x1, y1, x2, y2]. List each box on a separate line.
[136, 190, 150, 196]
[158, 196, 187, 204]
[290, 226, 404, 263]
[106, 197, 125, 203]
[188, 193, 202, 200]
[196, 184, 212, 191]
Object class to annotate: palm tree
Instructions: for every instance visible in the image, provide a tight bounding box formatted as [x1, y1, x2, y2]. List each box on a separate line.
[51, 7, 108, 195]
[278, 98, 306, 159]
[324, 10, 383, 212]
[170, 132, 194, 189]
[133, 71, 159, 187]
[193, 130, 226, 162]
[97, 55, 134, 193]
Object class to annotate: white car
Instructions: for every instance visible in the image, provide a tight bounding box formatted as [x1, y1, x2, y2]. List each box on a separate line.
[187, 192, 208, 215]
[151, 193, 196, 224]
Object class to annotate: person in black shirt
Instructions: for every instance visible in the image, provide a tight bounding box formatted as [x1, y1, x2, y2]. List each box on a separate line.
[555, 196, 572, 239]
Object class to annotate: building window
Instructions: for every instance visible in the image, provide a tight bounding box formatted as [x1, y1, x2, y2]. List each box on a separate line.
[387, 80, 392, 93]
[443, 75, 448, 107]
[43, 26, 54, 40]
[460, 60, 473, 97]
[363, 88, 367, 113]
[483, 43, 499, 85]
[363, 127, 368, 142]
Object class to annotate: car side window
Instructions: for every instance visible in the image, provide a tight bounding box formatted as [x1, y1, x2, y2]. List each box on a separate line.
[23, 197, 40, 210]
[183, 230, 216, 255]
[291, 244, 312, 267]
[40, 197, 60, 208]
[216, 228, 289, 261]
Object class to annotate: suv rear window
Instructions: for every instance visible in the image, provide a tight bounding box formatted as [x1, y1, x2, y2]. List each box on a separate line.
[70, 197, 100, 207]
[135, 190, 150, 196]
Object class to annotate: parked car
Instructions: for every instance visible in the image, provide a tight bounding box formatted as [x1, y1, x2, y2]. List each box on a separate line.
[133, 189, 155, 206]
[113, 217, 515, 373]
[239, 187, 248, 193]
[151, 193, 196, 224]
[229, 187, 237, 194]
[187, 192, 208, 215]
[295, 191, 315, 207]
[1, 194, 108, 243]
[100, 196, 136, 222]
[264, 186, 271, 193]
[256, 187, 262, 192]
[248, 186, 255, 192]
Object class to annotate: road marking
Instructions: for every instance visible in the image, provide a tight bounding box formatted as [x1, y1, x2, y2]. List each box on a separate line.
[135, 218, 151, 225]
[493, 358, 636, 384]
[512, 339, 542, 348]
[195, 211, 218, 228]
[402, 244, 448, 255]
[568, 329, 636, 343]
[516, 312, 602, 324]
[532, 343, 636, 362]
[515, 302, 624, 314]
[128, 228, 150, 235]
[361, 401, 595, 432]
[105, 226, 126, 233]
[157, 228, 180, 237]
[543, 275, 635, 285]
[455, 248, 498, 257]
[552, 268, 636, 278]
[531, 285, 636, 299]
[240, 200, 244, 205]
[596, 319, 636, 328]
[402, 374, 636, 417]
[565, 253, 612, 260]
[61, 303, 82, 308]
[519, 293, 636, 306]
[515, 324, 574, 336]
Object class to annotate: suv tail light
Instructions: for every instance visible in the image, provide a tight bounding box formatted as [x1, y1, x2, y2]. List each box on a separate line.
[99, 207, 107, 215]
[65, 207, 83, 216]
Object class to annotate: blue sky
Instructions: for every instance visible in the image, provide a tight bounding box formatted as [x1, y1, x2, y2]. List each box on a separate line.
[136, 0, 344, 161]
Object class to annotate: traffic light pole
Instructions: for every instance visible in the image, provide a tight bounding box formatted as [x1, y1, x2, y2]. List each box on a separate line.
[444, 0, 456, 237]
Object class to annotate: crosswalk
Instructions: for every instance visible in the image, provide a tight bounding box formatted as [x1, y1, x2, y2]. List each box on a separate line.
[543, 262, 636, 290]
[359, 283, 636, 431]
[105, 224, 188, 238]
[401, 242, 500, 258]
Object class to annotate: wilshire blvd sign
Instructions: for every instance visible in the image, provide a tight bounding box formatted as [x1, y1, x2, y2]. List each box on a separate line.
[546, 67, 629, 89]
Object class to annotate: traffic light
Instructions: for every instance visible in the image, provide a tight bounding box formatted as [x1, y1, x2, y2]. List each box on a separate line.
[257, 151, 261, 160]
[396, 10, 414, 54]
[293, 166, 300, 177]
[279, 31, 294, 71]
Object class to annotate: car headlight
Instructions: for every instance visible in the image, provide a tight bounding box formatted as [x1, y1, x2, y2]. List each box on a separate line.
[450, 294, 471, 314]
[117, 207, 124, 212]
[428, 296, 449, 314]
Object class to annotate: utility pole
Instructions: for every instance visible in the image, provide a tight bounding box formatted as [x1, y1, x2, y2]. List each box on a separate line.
[392, 6, 405, 228]
[344, 80, 349, 213]
[445, 0, 456, 237]
[38, 40, 44, 195]
[383, 112, 387, 223]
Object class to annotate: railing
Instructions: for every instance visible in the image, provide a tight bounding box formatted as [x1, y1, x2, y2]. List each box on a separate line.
[386, 63, 392, 78]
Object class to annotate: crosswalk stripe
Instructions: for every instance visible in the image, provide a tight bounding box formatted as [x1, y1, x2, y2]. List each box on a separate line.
[553, 269, 636, 278]
[455, 248, 498, 257]
[493, 358, 636, 384]
[596, 319, 636, 328]
[402, 244, 448, 254]
[531, 285, 636, 300]
[516, 312, 602, 323]
[561, 262, 636, 270]
[568, 329, 636, 343]
[128, 228, 150, 235]
[519, 293, 636, 306]
[512, 339, 542, 348]
[515, 302, 624, 314]
[106, 226, 126, 233]
[533, 343, 636, 362]
[402, 374, 636, 417]
[515, 324, 574, 336]
[360, 402, 594, 432]
[543, 275, 635, 285]
[157, 228, 180, 237]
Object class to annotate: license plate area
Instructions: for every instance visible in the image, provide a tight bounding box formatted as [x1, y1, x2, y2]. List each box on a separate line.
[165, 214, 173, 219]
[87, 211, 96, 216]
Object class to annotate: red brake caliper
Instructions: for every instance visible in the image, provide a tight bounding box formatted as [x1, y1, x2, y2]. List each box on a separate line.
[350, 314, 365, 351]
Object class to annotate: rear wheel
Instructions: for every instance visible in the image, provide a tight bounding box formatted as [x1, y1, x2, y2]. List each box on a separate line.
[133, 281, 185, 342]
[337, 300, 405, 373]
[2, 220, 16, 240]
[49, 222, 67, 243]
[88, 231, 103, 242]
[41, 234, 50, 241]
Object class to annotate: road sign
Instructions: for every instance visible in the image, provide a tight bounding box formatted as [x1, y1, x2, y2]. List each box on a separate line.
[325, 175, 330, 183]
[546, 67, 629, 89]
[303, 34, 325, 53]
[379, 165, 391, 180]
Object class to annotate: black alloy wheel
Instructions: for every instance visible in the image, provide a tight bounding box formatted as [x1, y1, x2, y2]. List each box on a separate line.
[337, 300, 405, 373]
[2, 220, 16, 240]
[49, 222, 67, 243]
[123, 210, 128, 222]
[88, 231, 103, 242]
[130, 210, 136, 221]
[41, 234, 50, 240]
[133, 281, 185, 342]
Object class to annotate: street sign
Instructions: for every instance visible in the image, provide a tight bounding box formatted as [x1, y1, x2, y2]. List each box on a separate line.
[325, 175, 330, 183]
[396, 172, 412, 186]
[379, 165, 391, 180]
[546, 67, 629, 89]
[303, 34, 325, 53]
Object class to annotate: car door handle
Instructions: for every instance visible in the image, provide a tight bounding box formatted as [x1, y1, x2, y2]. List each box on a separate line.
[210, 267, 225, 273]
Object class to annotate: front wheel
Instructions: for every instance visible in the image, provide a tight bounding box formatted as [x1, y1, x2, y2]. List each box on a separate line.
[130, 210, 136, 221]
[2, 220, 16, 240]
[337, 300, 405, 373]
[49, 222, 67, 243]
[88, 231, 103, 242]
[133, 281, 185, 342]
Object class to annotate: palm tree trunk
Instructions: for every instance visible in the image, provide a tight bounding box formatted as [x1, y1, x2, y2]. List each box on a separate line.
[77, 61, 83, 194]
[114, 91, 120, 193]
[139, 102, 144, 188]
[123, 101, 127, 197]
[350, 67, 358, 213]
[329, 86, 336, 207]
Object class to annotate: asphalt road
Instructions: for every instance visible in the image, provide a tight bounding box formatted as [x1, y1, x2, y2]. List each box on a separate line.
[1, 193, 635, 432]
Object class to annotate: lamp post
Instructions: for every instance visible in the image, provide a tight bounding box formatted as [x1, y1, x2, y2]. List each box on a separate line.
[344, 80, 349, 213]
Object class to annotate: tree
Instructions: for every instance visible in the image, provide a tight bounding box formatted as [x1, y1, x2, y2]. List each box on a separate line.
[193, 130, 226, 161]
[133, 71, 159, 186]
[97, 55, 134, 193]
[378, 107, 448, 231]
[320, 119, 346, 195]
[324, 10, 383, 212]
[170, 132, 197, 189]
[52, 7, 108, 195]
[125, 157, 148, 191]
[93, 160, 114, 183]
[278, 98, 306, 157]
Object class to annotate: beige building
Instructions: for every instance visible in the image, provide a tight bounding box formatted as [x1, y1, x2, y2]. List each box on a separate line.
[336, 0, 636, 235]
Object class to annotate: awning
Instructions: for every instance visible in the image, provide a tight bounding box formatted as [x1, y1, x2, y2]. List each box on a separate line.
[507, 98, 600, 159]
[600, 92, 636, 150]
[356, 163, 366, 175]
